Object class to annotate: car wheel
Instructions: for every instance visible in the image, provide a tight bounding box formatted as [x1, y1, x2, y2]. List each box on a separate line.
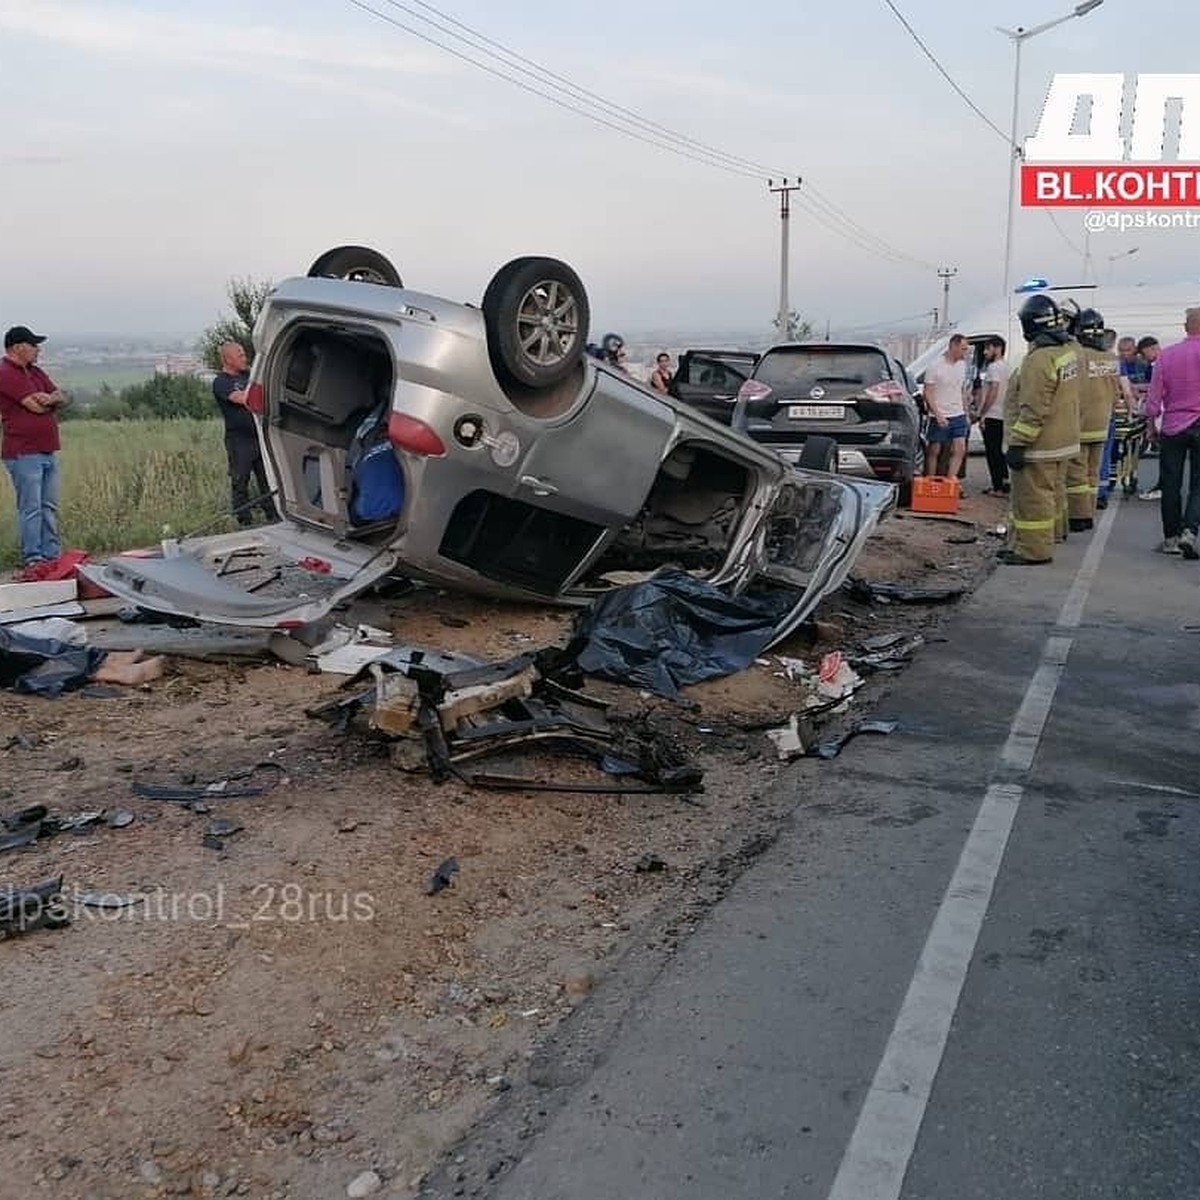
[798, 435, 838, 473]
[482, 257, 589, 389]
[307, 246, 403, 287]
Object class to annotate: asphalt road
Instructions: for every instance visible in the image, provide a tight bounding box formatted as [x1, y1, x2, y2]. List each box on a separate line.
[429, 480, 1200, 1200]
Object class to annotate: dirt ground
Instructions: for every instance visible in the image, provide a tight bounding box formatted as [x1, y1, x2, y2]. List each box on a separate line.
[0, 492, 1006, 1200]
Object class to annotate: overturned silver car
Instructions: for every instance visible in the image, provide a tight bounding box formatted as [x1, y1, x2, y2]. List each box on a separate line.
[82, 247, 895, 646]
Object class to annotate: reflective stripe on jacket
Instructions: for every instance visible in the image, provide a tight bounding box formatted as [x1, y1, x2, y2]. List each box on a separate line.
[1004, 343, 1081, 461]
[1076, 346, 1121, 443]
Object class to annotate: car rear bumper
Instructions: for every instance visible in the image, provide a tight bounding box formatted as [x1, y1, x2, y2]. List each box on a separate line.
[772, 443, 913, 481]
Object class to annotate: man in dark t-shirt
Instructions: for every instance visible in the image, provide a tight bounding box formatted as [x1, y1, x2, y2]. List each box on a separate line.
[213, 342, 277, 526]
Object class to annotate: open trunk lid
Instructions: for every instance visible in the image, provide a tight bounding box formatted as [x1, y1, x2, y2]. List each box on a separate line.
[78, 523, 399, 629]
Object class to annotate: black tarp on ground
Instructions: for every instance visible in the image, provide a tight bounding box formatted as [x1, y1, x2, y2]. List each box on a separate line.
[566, 569, 795, 699]
[0, 628, 106, 698]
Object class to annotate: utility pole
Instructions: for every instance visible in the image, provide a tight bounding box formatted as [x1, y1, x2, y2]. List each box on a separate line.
[937, 267, 957, 331]
[768, 178, 803, 339]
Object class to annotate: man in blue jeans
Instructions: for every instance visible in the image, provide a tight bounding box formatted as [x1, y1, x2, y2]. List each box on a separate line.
[0, 325, 68, 580]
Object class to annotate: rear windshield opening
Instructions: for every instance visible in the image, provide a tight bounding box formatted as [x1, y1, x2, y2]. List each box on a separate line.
[266, 325, 403, 540]
[271, 326, 394, 447]
[755, 349, 893, 391]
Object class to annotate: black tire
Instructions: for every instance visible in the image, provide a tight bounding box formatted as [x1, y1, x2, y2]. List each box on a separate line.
[307, 246, 403, 287]
[798, 435, 838, 474]
[482, 257, 589, 389]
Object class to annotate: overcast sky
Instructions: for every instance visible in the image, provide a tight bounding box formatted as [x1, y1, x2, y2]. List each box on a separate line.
[0, 0, 1195, 338]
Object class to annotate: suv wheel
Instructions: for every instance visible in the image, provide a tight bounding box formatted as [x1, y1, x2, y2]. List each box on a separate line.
[307, 246, 403, 287]
[483, 257, 589, 389]
[798, 435, 839, 474]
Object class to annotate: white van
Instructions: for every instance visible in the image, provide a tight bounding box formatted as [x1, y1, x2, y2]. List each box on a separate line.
[908, 281, 1200, 454]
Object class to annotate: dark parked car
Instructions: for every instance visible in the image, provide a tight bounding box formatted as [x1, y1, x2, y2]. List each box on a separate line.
[726, 343, 923, 505]
[669, 349, 760, 422]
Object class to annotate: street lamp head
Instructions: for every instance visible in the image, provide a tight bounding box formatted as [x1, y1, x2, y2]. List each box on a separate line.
[1074, 0, 1103, 15]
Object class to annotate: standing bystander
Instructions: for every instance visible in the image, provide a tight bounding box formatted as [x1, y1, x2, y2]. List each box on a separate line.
[649, 352, 674, 393]
[977, 337, 1010, 494]
[1143, 308, 1200, 557]
[212, 342, 278, 527]
[922, 334, 970, 481]
[0, 326, 69, 580]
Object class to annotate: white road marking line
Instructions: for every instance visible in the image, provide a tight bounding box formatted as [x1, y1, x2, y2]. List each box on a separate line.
[826, 783, 1022, 1200]
[999, 636, 1072, 771]
[1058, 495, 1121, 630]
[826, 492, 1118, 1200]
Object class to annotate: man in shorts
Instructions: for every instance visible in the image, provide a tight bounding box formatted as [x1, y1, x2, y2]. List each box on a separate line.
[923, 333, 970, 480]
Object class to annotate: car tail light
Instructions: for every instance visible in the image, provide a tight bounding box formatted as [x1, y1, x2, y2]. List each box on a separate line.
[388, 413, 446, 457]
[863, 381, 904, 400]
[737, 380, 773, 403]
[245, 382, 266, 416]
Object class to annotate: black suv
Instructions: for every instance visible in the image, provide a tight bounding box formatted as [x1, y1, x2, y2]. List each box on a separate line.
[674, 343, 922, 505]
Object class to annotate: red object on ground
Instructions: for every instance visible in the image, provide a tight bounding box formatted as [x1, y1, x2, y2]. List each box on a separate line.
[298, 556, 332, 574]
[18, 549, 114, 598]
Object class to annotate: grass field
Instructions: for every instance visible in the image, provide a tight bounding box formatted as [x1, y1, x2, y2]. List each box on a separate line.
[49, 364, 157, 393]
[0, 419, 235, 568]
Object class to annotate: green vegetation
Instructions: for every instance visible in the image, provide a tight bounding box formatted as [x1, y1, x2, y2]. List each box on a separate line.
[197, 277, 272, 370]
[0, 419, 234, 568]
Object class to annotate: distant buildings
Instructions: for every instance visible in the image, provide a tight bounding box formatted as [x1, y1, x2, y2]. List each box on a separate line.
[154, 355, 209, 378]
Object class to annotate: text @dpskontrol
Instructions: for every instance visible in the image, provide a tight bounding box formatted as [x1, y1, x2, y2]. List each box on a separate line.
[11, 884, 379, 927]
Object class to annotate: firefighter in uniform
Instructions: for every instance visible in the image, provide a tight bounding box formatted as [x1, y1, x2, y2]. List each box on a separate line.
[1000, 295, 1081, 565]
[1065, 307, 1121, 531]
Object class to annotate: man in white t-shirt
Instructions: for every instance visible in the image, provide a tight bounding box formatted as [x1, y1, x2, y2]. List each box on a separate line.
[923, 333, 970, 479]
[977, 336, 1011, 493]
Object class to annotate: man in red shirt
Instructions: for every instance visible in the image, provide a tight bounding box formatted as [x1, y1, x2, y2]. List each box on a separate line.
[0, 325, 68, 579]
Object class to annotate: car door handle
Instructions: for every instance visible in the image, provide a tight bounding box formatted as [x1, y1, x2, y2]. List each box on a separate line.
[519, 474, 558, 496]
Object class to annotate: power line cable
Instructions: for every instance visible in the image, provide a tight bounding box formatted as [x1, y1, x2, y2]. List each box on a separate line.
[343, 0, 761, 177]
[1043, 208, 1083, 256]
[344, 0, 935, 269]
[880, 0, 1010, 144]
[399, 0, 776, 177]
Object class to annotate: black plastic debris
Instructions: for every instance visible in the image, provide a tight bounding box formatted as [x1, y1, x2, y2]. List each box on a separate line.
[812, 719, 900, 760]
[427, 857, 459, 895]
[0, 627, 106, 698]
[848, 634, 925, 675]
[845, 579, 966, 606]
[566, 569, 796, 699]
[635, 853, 668, 873]
[132, 782, 266, 803]
[0, 875, 68, 937]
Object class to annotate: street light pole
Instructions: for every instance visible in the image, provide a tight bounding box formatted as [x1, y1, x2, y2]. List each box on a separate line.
[1105, 246, 1139, 286]
[998, 1, 1105, 318]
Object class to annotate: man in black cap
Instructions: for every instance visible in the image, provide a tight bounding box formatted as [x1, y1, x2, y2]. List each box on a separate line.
[0, 326, 68, 580]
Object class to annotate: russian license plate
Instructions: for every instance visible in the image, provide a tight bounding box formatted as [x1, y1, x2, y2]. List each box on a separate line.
[787, 404, 844, 420]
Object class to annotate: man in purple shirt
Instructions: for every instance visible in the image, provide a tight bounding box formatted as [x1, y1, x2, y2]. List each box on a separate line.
[1144, 308, 1200, 557]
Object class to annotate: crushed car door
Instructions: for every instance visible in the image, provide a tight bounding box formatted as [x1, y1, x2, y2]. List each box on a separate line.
[746, 473, 896, 645]
[78, 523, 399, 629]
[512, 371, 677, 528]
